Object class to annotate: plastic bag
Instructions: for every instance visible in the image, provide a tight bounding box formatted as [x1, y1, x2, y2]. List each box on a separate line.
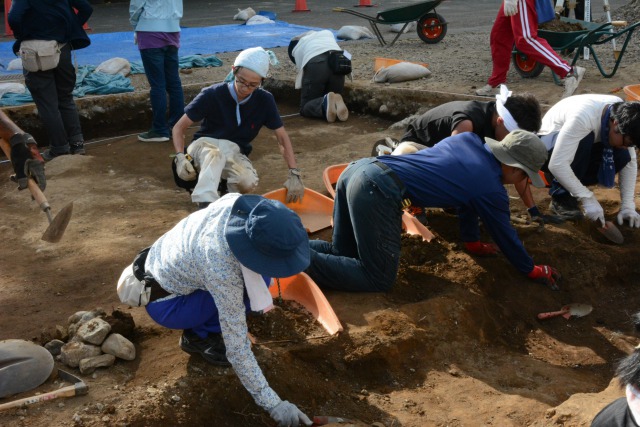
[373, 62, 431, 83]
[7, 58, 22, 70]
[246, 15, 274, 25]
[95, 57, 131, 76]
[336, 25, 375, 40]
[0, 82, 26, 98]
[233, 7, 256, 21]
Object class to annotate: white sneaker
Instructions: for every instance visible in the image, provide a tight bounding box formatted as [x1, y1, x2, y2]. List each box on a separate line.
[562, 66, 585, 98]
[325, 92, 337, 123]
[475, 84, 499, 97]
[334, 93, 349, 122]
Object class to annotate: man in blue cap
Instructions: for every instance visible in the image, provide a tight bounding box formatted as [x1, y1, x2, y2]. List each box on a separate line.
[306, 130, 561, 293]
[132, 193, 312, 427]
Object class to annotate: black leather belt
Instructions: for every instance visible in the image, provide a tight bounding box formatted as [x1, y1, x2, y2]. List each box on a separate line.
[373, 160, 405, 191]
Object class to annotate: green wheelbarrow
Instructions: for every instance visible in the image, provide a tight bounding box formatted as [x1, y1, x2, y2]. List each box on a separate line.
[333, 0, 448, 47]
[512, 17, 640, 79]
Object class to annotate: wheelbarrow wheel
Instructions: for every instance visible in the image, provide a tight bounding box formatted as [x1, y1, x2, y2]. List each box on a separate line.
[512, 50, 544, 78]
[417, 13, 446, 44]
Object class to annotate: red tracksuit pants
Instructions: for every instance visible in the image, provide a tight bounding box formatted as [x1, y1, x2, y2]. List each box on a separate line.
[488, 0, 572, 87]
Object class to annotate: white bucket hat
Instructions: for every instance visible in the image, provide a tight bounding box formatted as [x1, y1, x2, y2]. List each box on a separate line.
[233, 47, 279, 78]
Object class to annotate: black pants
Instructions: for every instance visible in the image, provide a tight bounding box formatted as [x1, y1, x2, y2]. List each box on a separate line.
[299, 52, 345, 119]
[24, 44, 83, 155]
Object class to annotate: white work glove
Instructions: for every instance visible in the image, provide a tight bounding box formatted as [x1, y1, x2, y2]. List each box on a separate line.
[503, 0, 519, 16]
[581, 196, 605, 227]
[269, 401, 312, 427]
[174, 153, 197, 181]
[283, 168, 305, 203]
[617, 207, 640, 228]
[554, 0, 565, 14]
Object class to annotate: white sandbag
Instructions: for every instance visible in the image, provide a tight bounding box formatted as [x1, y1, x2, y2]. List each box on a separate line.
[0, 82, 26, 98]
[246, 15, 274, 25]
[7, 58, 22, 70]
[233, 7, 256, 21]
[95, 57, 131, 76]
[390, 21, 416, 33]
[336, 25, 375, 40]
[373, 62, 432, 83]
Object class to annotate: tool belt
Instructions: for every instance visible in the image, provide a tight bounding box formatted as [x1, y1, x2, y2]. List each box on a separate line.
[133, 247, 172, 303]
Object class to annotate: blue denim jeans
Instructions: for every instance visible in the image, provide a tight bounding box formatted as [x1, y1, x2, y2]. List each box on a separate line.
[305, 158, 404, 292]
[139, 46, 184, 136]
[300, 52, 345, 119]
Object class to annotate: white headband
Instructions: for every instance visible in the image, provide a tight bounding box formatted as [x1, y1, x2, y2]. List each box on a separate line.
[495, 84, 520, 132]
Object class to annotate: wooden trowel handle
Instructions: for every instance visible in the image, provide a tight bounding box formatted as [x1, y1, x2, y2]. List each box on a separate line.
[0, 138, 50, 214]
[537, 309, 569, 320]
[0, 384, 78, 411]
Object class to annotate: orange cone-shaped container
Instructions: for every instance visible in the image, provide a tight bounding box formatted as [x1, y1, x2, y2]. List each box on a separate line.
[292, 0, 310, 12]
[354, 0, 376, 7]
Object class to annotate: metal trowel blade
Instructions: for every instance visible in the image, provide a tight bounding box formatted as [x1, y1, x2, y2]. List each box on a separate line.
[597, 221, 624, 245]
[42, 202, 73, 243]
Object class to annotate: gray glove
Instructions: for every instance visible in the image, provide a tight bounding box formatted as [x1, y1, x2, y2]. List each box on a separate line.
[527, 206, 565, 226]
[504, 0, 518, 16]
[269, 401, 312, 427]
[174, 153, 197, 181]
[283, 168, 304, 203]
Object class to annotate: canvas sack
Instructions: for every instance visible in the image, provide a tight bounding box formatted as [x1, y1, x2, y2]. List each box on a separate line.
[19, 40, 63, 72]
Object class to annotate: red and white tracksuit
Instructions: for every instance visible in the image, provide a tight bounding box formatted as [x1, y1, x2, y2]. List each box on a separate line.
[487, 0, 572, 87]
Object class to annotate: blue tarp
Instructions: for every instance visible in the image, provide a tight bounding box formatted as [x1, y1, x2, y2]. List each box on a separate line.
[0, 21, 330, 74]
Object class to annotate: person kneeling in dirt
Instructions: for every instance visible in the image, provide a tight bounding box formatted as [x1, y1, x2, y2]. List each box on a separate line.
[383, 86, 562, 226]
[288, 30, 350, 123]
[138, 193, 313, 427]
[539, 95, 640, 227]
[0, 109, 46, 191]
[591, 342, 640, 426]
[171, 47, 304, 209]
[306, 130, 561, 292]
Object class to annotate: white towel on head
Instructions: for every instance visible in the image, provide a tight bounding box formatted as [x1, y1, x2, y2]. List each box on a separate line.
[240, 264, 274, 313]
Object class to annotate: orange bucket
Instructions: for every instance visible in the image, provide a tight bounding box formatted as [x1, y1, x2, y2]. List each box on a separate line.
[322, 163, 348, 199]
[262, 187, 334, 233]
[623, 84, 640, 101]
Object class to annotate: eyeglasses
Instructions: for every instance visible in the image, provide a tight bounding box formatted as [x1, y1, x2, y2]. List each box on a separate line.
[235, 75, 261, 90]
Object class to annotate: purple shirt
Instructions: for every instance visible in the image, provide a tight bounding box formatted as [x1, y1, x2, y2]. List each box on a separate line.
[137, 31, 180, 50]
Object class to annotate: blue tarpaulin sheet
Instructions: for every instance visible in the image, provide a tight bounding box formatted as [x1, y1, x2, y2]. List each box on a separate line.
[0, 21, 331, 74]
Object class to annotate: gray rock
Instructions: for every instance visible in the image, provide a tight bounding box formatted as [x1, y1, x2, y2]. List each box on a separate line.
[101, 333, 136, 361]
[77, 318, 112, 345]
[68, 311, 89, 325]
[44, 339, 65, 356]
[59, 341, 102, 368]
[79, 354, 116, 374]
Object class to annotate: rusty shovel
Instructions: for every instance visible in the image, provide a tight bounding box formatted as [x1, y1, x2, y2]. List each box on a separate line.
[537, 303, 593, 320]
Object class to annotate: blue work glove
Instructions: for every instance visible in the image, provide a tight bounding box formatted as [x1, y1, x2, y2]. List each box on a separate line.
[269, 401, 312, 427]
[527, 206, 565, 225]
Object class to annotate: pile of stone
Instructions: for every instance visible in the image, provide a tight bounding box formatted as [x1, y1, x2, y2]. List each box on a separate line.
[44, 308, 137, 375]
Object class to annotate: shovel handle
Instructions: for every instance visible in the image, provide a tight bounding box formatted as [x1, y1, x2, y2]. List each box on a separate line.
[0, 384, 78, 412]
[537, 309, 569, 320]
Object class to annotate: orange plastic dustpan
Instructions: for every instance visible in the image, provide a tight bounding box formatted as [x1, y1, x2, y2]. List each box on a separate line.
[401, 211, 434, 242]
[262, 187, 334, 233]
[270, 273, 343, 335]
[322, 163, 348, 199]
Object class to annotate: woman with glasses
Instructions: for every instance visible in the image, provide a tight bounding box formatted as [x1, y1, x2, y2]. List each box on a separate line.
[538, 95, 640, 227]
[171, 47, 305, 208]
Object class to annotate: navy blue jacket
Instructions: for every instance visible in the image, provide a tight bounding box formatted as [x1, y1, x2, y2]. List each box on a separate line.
[8, 0, 93, 53]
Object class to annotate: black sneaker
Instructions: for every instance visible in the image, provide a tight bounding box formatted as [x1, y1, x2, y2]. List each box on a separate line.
[138, 130, 170, 142]
[41, 149, 69, 162]
[549, 195, 583, 220]
[179, 331, 230, 366]
[70, 142, 86, 155]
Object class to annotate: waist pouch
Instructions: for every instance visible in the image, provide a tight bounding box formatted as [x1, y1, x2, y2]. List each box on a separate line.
[117, 247, 171, 307]
[19, 40, 65, 72]
[328, 50, 352, 75]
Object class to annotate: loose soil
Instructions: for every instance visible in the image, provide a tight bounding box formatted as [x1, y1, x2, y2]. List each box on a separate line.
[1, 4, 640, 427]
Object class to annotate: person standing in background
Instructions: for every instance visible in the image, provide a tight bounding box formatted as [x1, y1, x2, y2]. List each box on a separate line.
[8, 0, 93, 160]
[130, 0, 185, 143]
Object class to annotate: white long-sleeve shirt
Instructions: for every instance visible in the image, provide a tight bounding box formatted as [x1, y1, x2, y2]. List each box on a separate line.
[540, 94, 636, 200]
[292, 30, 341, 89]
[146, 193, 281, 411]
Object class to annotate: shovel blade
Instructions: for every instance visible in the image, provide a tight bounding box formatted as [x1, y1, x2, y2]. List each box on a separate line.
[597, 221, 624, 245]
[41, 202, 73, 243]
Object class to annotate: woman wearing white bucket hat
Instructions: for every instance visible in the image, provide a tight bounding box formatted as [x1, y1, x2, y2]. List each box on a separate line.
[171, 47, 305, 208]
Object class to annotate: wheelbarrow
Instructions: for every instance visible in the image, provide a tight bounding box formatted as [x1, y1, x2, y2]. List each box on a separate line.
[333, 0, 448, 47]
[512, 17, 640, 80]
